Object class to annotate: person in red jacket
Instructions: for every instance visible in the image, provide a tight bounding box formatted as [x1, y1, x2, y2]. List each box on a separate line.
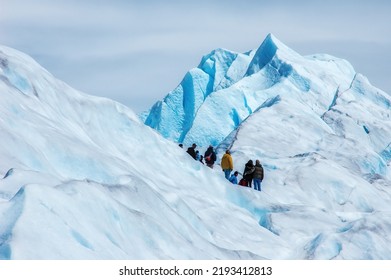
[204, 145, 217, 168]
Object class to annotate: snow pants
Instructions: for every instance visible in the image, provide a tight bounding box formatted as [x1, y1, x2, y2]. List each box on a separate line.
[253, 178, 262, 191]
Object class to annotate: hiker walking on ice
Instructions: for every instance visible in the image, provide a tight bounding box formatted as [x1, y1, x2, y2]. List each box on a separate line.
[221, 149, 234, 180]
[186, 143, 197, 160]
[243, 160, 255, 188]
[253, 160, 264, 191]
[204, 145, 217, 168]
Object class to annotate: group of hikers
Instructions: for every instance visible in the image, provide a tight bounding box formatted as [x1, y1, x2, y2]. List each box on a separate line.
[180, 143, 264, 191]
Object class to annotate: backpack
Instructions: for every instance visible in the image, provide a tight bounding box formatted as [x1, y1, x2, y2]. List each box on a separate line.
[239, 178, 247, 187]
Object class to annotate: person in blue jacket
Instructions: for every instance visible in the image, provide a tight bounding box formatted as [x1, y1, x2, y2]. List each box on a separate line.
[229, 171, 239, 184]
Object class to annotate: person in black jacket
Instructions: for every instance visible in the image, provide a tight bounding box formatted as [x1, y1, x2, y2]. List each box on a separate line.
[253, 159, 264, 191]
[186, 143, 197, 160]
[204, 145, 217, 168]
[243, 160, 255, 188]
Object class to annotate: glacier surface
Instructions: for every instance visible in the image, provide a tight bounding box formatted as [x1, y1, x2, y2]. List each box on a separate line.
[1, 34, 391, 259]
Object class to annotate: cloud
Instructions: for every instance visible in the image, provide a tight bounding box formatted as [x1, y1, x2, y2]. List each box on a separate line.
[1, 0, 390, 113]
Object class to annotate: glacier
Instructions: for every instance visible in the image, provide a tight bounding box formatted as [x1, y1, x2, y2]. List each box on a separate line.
[1, 33, 391, 260]
[0, 44, 282, 259]
[144, 34, 357, 147]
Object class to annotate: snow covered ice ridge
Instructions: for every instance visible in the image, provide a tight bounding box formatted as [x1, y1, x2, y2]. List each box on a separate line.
[1, 33, 391, 260]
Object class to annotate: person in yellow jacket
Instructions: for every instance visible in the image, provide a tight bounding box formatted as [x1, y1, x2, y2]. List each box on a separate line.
[221, 149, 234, 180]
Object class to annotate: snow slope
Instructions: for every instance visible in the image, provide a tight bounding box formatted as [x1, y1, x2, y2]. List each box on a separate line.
[1, 33, 391, 260]
[218, 73, 391, 259]
[143, 33, 391, 259]
[0, 45, 283, 259]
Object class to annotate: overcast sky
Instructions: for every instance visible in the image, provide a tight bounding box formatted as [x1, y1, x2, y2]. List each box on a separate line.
[1, 0, 390, 113]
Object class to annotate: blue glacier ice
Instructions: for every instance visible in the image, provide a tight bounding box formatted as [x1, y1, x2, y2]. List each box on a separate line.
[144, 33, 356, 148]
